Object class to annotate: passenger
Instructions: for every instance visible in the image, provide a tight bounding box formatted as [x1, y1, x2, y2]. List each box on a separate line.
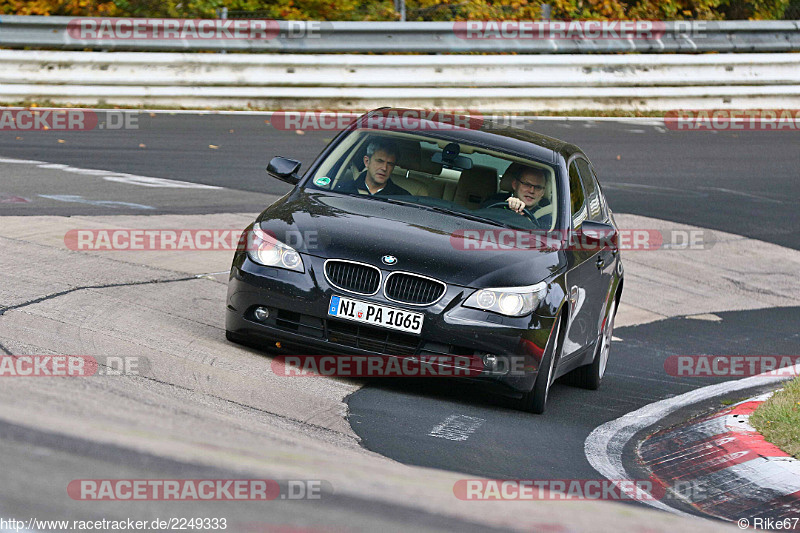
[336, 140, 410, 196]
[482, 163, 551, 228]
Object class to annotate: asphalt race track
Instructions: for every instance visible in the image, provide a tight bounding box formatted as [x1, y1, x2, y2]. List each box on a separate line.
[1, 112, 798, 532]
[347, 307, 800, 505]
[1, 113, 798, 249]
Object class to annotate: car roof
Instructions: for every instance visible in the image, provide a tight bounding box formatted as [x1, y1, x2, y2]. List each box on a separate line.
[358, 107, 584, 165]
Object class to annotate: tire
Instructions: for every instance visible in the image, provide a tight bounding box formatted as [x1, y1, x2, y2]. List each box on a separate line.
[570, 298, 616, 390]
[519, 316, 562, 414]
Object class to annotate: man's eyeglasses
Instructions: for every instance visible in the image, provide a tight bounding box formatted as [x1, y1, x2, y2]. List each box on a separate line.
[518, 181, 545, 191]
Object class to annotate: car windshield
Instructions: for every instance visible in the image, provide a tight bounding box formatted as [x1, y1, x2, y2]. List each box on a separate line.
[303, 129, 560, 231]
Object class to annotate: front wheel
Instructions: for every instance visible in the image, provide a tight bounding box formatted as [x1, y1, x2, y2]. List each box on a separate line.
[518, 317, 562, 414]
[570, 298, 616, 390]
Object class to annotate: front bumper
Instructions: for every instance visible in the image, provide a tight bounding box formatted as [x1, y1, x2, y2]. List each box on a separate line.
[225, 252, 556, 395]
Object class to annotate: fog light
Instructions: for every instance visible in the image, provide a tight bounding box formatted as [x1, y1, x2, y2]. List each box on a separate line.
[482, 354, 498, 369]
[254, 306, 270, 322]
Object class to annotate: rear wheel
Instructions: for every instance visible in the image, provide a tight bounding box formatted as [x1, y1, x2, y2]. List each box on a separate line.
[571, 298, 616, 390]
[519, 317, 562, 414]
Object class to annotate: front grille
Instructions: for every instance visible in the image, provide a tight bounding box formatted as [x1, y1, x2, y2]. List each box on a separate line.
[385, 272, 446, 305]
[325, 260, 381, 295]
[327, 320, 419, 355]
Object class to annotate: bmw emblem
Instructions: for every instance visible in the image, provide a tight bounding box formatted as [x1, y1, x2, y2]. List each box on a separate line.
[381, 255, 397, 265]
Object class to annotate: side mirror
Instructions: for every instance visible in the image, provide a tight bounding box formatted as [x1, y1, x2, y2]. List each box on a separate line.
[267, 157, 301, 185]
[577, 220, 618, 252]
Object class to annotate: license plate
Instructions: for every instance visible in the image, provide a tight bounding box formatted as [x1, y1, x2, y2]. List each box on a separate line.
[328, 295, 423, 335]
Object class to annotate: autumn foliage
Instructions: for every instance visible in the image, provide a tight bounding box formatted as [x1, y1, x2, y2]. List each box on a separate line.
[0, 0, 791, 20]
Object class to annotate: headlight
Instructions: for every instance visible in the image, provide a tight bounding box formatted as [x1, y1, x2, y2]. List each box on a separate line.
[463, 282, 547, 317]
[246, 225, 305, 273]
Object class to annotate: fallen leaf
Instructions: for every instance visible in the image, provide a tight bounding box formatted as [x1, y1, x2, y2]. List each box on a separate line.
[295, 130, 305, 135]
[43, 125, 50, 131]
[264, 120, 270, 125]
[209, 144, 219, 149]
[149, 113, 156, 117]
[139, 143, 146, 148]
[616, 155, 621, 160]
[57, 139, 66, 143]
[229, 129, 234, 133]
[15, 136, 22, 140]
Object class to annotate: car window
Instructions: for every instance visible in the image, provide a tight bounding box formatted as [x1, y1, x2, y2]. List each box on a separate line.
[587, 162, 609, 219]
[568, 161, 587, 227]
[304, 129, 561, 231]
[575, 158, 603, 221]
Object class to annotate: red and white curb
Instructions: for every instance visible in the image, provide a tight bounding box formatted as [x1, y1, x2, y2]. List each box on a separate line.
[639, 392, 800, 524]
[585, 364, 800, 520]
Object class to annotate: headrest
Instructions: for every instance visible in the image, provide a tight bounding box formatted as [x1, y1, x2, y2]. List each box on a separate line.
[419, 148, 443, 175]
[454, 165, 498, 208]
[394, 140, 420, 171]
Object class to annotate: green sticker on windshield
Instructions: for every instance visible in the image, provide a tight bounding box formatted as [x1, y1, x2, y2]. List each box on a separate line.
[313, 176, 331, 187]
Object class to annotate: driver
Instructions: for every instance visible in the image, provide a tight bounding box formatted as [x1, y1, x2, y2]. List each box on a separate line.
[482, 163, 551, 228]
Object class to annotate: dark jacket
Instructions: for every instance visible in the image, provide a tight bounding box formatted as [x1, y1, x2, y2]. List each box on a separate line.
[336, 172, 410, 196]
[480, 194, 552, 228]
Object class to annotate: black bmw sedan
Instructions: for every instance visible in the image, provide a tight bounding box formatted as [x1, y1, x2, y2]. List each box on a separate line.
[226, 108, 623, 413]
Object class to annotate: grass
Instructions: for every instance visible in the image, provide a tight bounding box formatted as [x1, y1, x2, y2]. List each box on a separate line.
[750, 377, 800, 459]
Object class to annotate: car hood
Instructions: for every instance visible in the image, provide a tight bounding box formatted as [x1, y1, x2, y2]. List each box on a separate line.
[257, 190, 565, 288]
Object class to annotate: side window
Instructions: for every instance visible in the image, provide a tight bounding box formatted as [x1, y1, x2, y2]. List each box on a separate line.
[589, 164, 610, 219]
[575, 158, 603, 221]
[568, 161, 586, 227]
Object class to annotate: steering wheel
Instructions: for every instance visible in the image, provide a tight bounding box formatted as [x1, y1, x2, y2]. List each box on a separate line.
[484, 201, 543, 228]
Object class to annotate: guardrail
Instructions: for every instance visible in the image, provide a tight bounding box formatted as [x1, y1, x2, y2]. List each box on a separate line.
[1, 50, 799, 111]
[0, 15, 799, 53]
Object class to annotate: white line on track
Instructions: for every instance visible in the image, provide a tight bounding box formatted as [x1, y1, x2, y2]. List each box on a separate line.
[584, 363, 800, 516]
[429, 415, 485, 442]
[697, 186, 785, 204]
[0, 156, 222, 189]
[39, 194, 155, 210]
